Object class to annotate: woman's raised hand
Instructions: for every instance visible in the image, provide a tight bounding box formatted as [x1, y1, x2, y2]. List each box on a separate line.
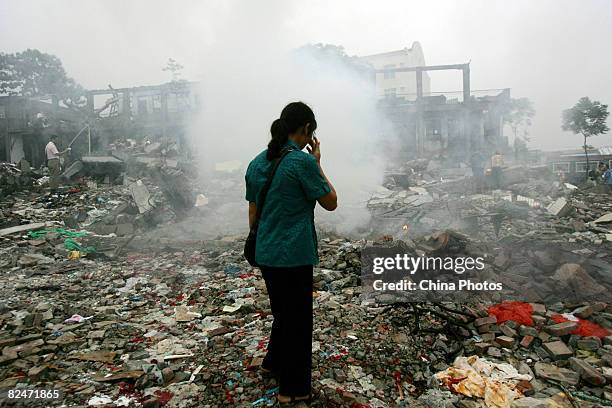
[306, 136, 321, 163]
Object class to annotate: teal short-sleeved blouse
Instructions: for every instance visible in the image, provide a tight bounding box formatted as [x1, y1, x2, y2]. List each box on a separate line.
[245, 140, 331, 267]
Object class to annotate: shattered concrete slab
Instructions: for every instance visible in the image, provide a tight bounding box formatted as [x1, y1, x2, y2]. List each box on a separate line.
[1, 161, 612, 407]
[129, 180, 153, 213]
[546, 197, 572, 217]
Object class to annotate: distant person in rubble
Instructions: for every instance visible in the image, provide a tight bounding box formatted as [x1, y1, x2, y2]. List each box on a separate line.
[45, 134, 71, 190]
[490, 151, 504, 189]
[602, 164, 612, 192]
[245, 101, 337, 405]
[557, 169, 566, 183]
[595, 161, 606, 184]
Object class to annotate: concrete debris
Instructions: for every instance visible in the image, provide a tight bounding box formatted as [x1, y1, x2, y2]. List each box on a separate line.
[534, 362, 580, 386]
[129, 180, 153, 213]
[545, 321, 579, 337]
[80, 156, 125, 179]
[546, 197, 572, 217]
[143, 142, 162, 154]
[0, 156, 611, 407]
[194, 193, 209, 207]
[1, 162, 41, 197]
[594, 212, 612, 224]
[551, 263, 607, 300]
[511, 397, 550, 408]
[568, 357, 606, 386]
[542, 340, 573, 360]
[61, 160, 85, 180]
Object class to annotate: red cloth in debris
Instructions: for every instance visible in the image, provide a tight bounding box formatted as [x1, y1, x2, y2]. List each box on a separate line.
[488, 301, 611, 338]
[551, 314, 611, 338]
[488, 301, 534, 326]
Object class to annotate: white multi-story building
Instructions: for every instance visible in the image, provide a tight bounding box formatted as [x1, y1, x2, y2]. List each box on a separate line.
[360, 41, 430, 99]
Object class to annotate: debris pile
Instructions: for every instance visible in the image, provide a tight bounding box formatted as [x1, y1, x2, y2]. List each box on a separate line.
[0, 162, 611, 407]
[0, 161, 43, 198]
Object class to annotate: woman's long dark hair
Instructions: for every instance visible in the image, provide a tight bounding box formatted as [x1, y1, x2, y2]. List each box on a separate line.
[267, 102, 317, 160]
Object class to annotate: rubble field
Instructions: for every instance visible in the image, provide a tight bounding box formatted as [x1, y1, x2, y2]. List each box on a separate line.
[1, 160, 612, 408]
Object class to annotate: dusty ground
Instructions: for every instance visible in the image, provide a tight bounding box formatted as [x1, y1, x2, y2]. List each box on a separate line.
[1, 177, 612, 407]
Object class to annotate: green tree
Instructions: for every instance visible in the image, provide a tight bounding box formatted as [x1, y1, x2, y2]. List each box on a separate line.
[294, 43, 372, 78]
[562, 97, 610, 179]
[162, 58, 184, 82]
[0, 49, 84, 105]
[504, 97, 535, 142]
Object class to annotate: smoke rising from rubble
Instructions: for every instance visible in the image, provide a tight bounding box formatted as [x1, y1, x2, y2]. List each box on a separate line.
[2, 1, 611, 150]
[188, 1, 386, 235]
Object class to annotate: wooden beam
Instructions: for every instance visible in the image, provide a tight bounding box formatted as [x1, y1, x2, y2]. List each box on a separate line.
[0, 222, 50, 237]
[462, 65, 471, 102]
[416, 69, 423, 99]
[375, 63, 469, 74]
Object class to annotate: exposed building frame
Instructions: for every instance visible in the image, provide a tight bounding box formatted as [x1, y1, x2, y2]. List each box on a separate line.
[377, 63, 473, 153]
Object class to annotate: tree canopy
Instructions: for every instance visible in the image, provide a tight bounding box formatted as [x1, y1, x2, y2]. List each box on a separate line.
[294, 43, 372, 78]
[562, 96, 609, 139]
[0, 49, 84, 104]
[162, 58, 185, 82]
[503, 97, 535, 142]
[562, 97, 609, 178]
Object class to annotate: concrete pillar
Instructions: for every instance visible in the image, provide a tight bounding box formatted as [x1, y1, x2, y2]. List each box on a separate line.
[2, 98, 12, 161]
[415, 69, 424, 153]
[415, 106, 424, 153]
[161, 90, 168, 140]
[498, 115, 504, 145]
[416, 69, 423, 100]
[463, 108, 471, 155]
[122, 91, 130, 117]
[478, 114, 485, 148]
[441, 114, 449, 150]
[462, 65, 471, 103]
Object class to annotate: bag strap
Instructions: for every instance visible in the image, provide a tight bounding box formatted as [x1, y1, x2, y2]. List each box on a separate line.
[252, 146, 295, 229]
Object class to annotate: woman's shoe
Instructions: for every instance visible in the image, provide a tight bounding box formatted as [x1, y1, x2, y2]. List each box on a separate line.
[275, 394, 312, 407]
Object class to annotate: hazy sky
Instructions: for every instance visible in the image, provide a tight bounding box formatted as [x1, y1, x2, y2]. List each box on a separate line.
[1, 0, 611, 150]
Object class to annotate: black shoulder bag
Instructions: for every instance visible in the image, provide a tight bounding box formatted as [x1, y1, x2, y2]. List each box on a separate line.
[244, 147, 294, 266]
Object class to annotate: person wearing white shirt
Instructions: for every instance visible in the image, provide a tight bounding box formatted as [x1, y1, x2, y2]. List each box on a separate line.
[45, 135, 70, 190]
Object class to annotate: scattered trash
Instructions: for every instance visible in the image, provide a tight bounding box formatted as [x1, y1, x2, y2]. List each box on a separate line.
[194, 193, 209, 207]
[64, 314, 94, 323]
[64, 238, 96, 253]
[488, 302, 533, 327]
[224, 264, 242, 275]
[434, 356, 531, 408]
[28, 228, 89, 239]
[68, 250, 81, 260]
[551, 314, 611, 338]
[87, 395, 113, 406]
[1, 153, 612, 407]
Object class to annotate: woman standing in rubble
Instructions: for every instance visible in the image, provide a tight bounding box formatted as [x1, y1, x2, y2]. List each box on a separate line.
[245, 101, 337, 406]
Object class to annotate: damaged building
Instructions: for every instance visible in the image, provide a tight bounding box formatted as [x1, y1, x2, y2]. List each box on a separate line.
[2, 39, 612, 408]
[85, 81, 200, 151]
[0, 81, 201, 197]
[360, 42, 431, 99]
[377, 63, 510, 161]
[0, 95, 84, 167]
[547, 146, 612, 183]
[359, 45, 511, 162]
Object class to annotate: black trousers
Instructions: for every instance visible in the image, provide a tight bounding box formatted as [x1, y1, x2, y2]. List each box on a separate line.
[260, 264, 313, 396]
